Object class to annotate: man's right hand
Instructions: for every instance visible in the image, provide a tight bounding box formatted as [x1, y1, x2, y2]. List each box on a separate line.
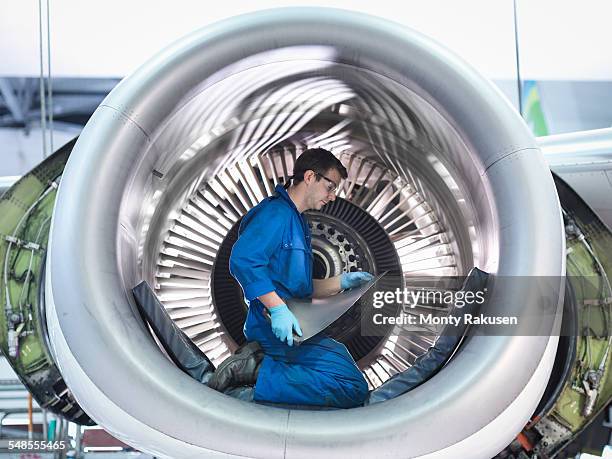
[268, 304, 303, 346]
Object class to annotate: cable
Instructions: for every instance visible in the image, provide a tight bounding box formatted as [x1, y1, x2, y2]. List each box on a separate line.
[37, 0, 53, 156]
[46, 0, 53, 153]
[513, 0, 523, 115]
[38, 0, 48, 159]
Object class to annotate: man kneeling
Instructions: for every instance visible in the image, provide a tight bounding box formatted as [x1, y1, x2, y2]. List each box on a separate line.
[208, 148, 372, 408]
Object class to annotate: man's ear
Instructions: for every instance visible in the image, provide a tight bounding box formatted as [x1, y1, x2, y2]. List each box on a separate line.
[304, 169, 316, 185]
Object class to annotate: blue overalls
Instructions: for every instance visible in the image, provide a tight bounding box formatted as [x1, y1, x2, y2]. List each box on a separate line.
[229, 185, 368, 408]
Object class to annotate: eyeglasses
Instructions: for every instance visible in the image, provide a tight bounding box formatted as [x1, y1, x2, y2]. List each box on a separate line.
[315, 172, 339, 194]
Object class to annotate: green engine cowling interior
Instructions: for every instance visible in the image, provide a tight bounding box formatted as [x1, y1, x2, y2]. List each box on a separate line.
[499, 175, 612, 458]
[0, 138, 93, 425]
[543, 176, 612, 456]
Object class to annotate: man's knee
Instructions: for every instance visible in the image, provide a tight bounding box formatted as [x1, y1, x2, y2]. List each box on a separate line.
[353, 376, 369, 404]
[331, 366, 369, 408]
[334, 377, 369, 408]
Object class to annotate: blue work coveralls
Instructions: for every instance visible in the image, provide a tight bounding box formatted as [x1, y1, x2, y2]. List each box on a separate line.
[229, 185, 368, 408]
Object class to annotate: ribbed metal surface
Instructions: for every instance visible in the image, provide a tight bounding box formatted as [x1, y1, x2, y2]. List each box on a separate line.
[154, 147, 459, 387]
[147, 46, 462, 387]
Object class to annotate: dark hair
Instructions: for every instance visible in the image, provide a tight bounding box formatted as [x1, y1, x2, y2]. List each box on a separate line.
[290, 148, 348, 186]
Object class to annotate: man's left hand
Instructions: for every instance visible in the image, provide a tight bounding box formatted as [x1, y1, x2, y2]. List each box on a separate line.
[340, 272, 374, 290]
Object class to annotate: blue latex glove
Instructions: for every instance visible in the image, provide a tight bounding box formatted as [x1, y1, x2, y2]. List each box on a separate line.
[268, 304, 303, 346]
[341, 271, 374, 290]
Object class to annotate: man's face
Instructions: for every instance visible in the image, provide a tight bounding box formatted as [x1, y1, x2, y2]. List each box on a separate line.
[304, 168, 342, 211]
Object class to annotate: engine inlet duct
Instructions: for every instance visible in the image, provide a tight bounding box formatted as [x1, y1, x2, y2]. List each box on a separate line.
[45, 8, 564, 458]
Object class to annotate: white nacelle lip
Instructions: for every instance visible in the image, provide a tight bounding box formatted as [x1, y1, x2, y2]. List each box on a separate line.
[46, 7, 565, 458]
[45, 255, 232, 459]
